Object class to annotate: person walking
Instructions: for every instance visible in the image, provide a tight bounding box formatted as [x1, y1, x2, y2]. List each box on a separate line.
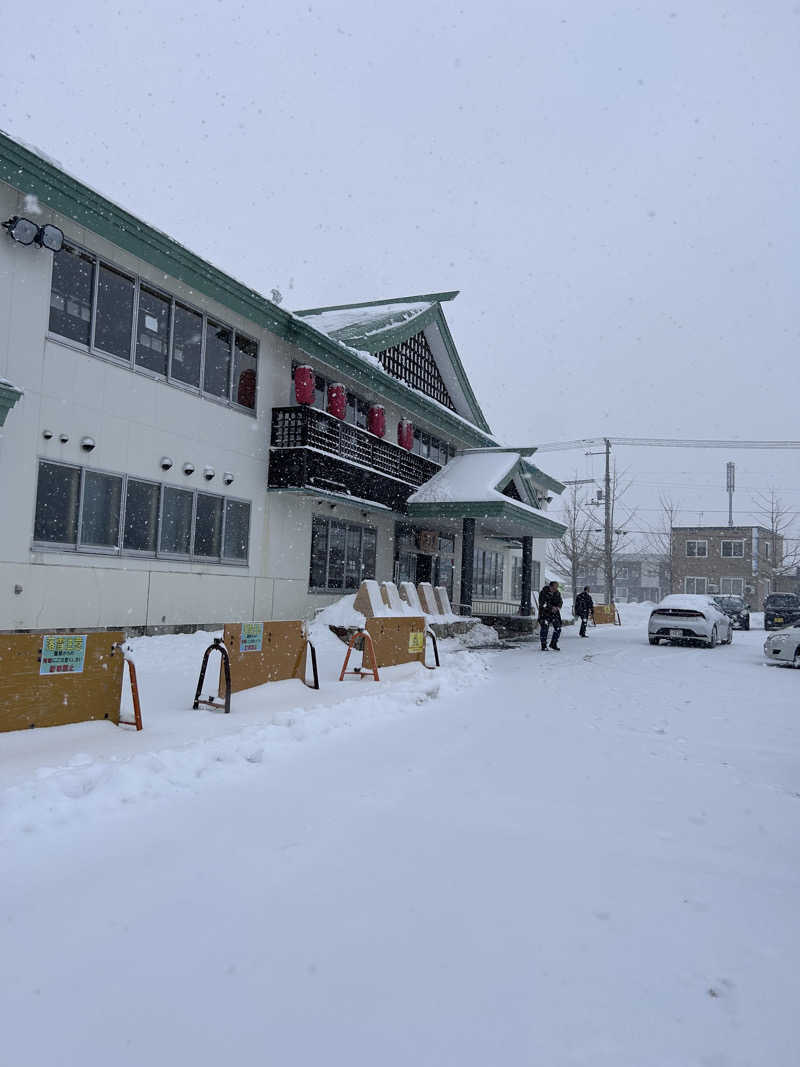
[574, 585, 594, 638]
[539, 580, 563, 651]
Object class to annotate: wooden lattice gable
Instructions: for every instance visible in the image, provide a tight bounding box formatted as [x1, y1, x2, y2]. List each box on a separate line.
[293, 293, 491, 433]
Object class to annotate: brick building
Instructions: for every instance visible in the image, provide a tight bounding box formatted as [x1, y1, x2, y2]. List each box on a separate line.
[670, 525, 779, 608]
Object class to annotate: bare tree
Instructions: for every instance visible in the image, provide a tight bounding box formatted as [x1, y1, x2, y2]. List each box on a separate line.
[597, 465, 638, 602]
[644, 494, 681, 590]
[547, 483, 602, 602]
[751, 489, 800, 587]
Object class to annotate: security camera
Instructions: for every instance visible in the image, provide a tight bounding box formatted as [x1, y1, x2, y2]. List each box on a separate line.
[80, 436, 96, 452]
[161, 456, 173, 471]
[42, 429, 53, 440]
[223, 472, 234, 486]
[182, 462, 195, 476]
[203, 466, 215, 481]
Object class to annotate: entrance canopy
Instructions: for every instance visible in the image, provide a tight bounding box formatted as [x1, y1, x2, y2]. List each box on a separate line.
[407, 450, 567, 540]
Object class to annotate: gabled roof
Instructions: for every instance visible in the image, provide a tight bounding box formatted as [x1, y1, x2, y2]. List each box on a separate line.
[407, 451, 567, 539]
[294, 293, 492, 434]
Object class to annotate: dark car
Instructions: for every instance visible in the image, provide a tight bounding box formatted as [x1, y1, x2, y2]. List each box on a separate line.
[713, 595, 751, 630]
[763, 593, 800, 631]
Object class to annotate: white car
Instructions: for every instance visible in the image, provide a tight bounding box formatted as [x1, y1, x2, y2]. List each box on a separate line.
[763, 621, 800, 667]
[648, 594, 733, 648]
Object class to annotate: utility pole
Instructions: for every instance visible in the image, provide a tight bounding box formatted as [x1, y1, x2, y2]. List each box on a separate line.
[604, 438, 613, 604]
[726, 462, 735, 528]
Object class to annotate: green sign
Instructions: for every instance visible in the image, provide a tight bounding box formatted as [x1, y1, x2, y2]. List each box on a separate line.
[40, 634, 87, 675]
[240, 623, 264, 653]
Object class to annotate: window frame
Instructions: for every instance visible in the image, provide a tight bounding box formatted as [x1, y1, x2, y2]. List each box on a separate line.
[686, 539, 708, 558]
[720, 539, 744, 558]
[47, 240, 258, 416]
[308, 515, 377, 592]
[720, 577, 745, 596]
[31, 459, 250, 566]
[684, 576, 708, 594]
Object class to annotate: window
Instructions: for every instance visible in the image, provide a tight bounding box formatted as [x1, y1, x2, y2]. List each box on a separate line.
[309, 517, 376, 591]
[721, 540, 744, 558]
[203, 321, 232, 399]
[95, 264, 135, 360]
[473, 549, 504, 598]
[511, 556, 522, 600]
[194, 493, 224, 558]
[136, 286, 171, 376]
[160, 486, 194, 556]
[223, 499, 251, 562]
[49, 244, 94, 345]
[33, 461, 81, 544]
[33, 461, 250, 564]
[685, 577, 707, 594]
[720, 577, 744, 596]
[79, 470, 123, 549]
[232, 333, 258, 409]
[48, 245, 257, 412]
[124, 479, 160, 553]
[617, 566, 629, 579]
[171, 303, 203, 388]
[686, 540, 707, 557]
[376, 330, 455, 410]
[764, 541, 771, 559]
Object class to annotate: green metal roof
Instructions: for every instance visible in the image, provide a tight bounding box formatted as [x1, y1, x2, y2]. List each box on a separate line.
[295, 293, 492, 434]
[407, 499, 567, 539]
[0, 381, 23, 427]
[0, 129, 497, 447]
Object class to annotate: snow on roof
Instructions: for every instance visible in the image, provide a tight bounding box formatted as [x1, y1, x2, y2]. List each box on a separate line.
[408, 451, 548, 520]
[296, 302, 430, 342]
[0, 378, 22, 391]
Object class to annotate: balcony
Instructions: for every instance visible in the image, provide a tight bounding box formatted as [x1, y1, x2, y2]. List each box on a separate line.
[268, 406, 441, 511]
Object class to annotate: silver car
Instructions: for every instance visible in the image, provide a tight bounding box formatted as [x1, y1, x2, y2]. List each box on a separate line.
[763, 621, 800, 667]
[648, 594, 733, 648]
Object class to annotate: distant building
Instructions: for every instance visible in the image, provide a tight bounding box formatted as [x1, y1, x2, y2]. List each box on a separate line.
[670, 525, 779, 608]
[570, 553, 669, 604]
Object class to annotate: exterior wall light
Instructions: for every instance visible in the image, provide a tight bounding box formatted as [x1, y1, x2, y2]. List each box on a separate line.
[59, 433, 69, 443]
[161, 456, 173, 471]
[42, 429, 53, 440]
[182, 462, 195, 476]
[203, 466, 215, 481]
[80, 436, 96, 452]
[223, 472, 234, 486]
[2, 217, 64, 251]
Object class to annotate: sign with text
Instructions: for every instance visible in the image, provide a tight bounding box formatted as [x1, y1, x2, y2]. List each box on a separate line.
[40, 634, 87, 675]
[408, 630, 425, 654]
[239, 623, 264, 653]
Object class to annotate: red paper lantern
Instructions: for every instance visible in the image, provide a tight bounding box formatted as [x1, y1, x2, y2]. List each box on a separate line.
[294, 365, 315, 405]
[398, 418, 413, 451]
[327, 382, 347, 420]
[368, 404, 386, 438]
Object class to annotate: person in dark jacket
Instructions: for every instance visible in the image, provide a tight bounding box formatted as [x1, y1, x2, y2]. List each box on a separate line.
[574, 585, 594, 638]
[539, 580, 563, 650]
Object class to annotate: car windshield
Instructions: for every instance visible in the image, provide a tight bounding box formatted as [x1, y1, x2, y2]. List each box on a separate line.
[766, 595, 800, 609]
[715, 597, 744, 610]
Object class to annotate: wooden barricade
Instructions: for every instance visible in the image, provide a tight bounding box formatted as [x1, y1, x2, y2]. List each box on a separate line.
[218, 621, 312, 695]
[0, 631, 126, 732]
[365, 616, 427, 668]
[593, 603, 621, 626]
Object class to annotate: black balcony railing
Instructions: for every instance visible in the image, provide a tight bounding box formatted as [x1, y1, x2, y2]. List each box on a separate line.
[269, 406, 441, 510]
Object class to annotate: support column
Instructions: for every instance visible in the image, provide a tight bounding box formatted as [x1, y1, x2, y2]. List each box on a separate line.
[460, 517, 475, 615]
[520, 536, 533, 616]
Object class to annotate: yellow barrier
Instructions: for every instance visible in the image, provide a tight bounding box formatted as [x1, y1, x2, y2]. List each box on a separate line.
[592, 604, 621, 626]
[0, 631, 126, 732]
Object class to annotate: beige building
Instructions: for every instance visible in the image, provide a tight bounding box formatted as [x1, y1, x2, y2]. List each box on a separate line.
[670, 525, 779, 608]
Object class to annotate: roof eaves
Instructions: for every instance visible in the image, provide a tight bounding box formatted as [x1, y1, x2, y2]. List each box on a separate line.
[294, 291, 459, 316]
[0, 130, 293, 339]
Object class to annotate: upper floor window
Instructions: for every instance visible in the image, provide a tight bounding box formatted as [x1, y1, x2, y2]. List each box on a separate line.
[686, 540, 707, 557]
[48, 243, 258, 412]
[721, 540, 744, 558]
[33, 459, 250, 564]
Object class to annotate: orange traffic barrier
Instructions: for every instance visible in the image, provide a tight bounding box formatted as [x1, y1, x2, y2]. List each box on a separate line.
[339, 630, 380, 682]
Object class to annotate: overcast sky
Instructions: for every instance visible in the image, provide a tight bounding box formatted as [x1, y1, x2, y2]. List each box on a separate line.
[2, 1, 798, 538]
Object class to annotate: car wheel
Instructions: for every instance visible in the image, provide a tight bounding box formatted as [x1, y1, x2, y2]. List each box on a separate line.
[793, 647, 800, 669]
[744, 617, 750, 631]
[707, 626, 718, 648]
[648, 636, 659, 646]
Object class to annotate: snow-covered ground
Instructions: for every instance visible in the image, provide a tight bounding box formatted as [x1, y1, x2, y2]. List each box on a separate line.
[2, 606, 798, 1065]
